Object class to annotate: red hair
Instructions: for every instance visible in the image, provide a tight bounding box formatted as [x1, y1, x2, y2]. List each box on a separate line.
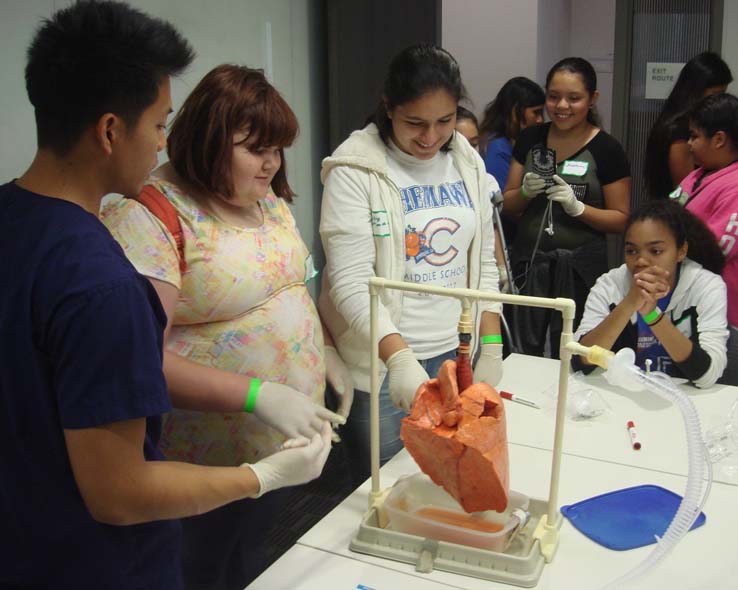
[167, 64, 299, 201]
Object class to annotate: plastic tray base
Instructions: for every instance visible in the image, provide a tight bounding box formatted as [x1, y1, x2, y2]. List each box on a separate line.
[349, 497, 559, 587]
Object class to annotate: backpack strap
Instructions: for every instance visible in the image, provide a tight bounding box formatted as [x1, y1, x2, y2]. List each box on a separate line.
[133, 184, 186, 274]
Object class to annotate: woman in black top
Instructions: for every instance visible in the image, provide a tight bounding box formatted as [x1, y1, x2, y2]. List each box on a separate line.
[644, 52, 732, 200]
[503, 57, 631, 356]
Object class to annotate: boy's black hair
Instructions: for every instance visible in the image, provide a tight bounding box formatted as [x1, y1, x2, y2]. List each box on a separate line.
[25, 0, 194, 155]
[625, 200, 725, 275]
[374, 44, 466, 151]
[688, 92, 738, 146]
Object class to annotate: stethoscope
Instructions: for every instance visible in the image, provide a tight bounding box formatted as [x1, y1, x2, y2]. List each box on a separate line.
[515, 192, 555, 292]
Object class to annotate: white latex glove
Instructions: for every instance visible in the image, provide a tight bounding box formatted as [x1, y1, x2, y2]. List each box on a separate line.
[385, 348, 429, 412]
[521, 172, 547, 198]
[546, 174, 585, 217]
[253, 381, 345, 439]
[245, 422, 332, 497]
[324, 345, 354, 418]
[473, 343, 504, 387]
[497, 264, 509, 293]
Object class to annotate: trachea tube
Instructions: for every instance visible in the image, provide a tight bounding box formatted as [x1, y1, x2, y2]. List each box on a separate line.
[456, 302, 473, 390]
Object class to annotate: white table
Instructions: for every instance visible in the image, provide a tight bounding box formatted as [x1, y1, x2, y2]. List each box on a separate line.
[247, 544, 453, 590]
[248, 354, 738, 589]
[497, 354, 738, 484]
[290, 447, 738, 590]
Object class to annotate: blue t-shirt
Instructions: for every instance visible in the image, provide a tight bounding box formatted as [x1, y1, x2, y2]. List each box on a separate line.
[0, 182, 181, 588]
[482, 136, 513, 189]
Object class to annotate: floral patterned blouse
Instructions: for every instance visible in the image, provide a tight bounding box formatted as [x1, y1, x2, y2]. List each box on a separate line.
[101, 178, 325, 466]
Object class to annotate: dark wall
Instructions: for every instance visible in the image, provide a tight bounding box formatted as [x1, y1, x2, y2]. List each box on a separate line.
[326, 0, 442, 151]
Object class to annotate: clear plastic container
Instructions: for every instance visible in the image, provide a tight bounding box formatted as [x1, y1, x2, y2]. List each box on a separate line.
[385, 473, 530, 551]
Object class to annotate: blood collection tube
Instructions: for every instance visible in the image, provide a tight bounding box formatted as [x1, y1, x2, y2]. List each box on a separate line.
[627, 420, 642, 450]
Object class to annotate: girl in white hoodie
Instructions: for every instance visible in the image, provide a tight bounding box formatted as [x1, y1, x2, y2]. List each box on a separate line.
[574, 200, 728, 388]
[320, 45, 503, 485]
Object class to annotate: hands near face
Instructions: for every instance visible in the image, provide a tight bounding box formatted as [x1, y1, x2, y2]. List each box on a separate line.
[626, 265, 671, 316]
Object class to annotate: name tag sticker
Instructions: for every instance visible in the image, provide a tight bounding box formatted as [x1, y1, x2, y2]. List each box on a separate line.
[371, 210, 390, 237]
[669, 186, 689, 205]
[304, 253, 318, 283]
[561, 160, 589, 176]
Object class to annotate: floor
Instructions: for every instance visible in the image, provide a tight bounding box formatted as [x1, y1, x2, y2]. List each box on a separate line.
[264, 439, 356, 568]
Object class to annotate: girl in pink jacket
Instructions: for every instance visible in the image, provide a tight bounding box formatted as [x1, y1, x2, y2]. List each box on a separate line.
[672, 92, 738, 383]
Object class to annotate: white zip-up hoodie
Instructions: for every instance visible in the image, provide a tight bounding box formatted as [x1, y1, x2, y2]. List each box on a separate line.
[319, 124, 500, 391]
[574, 258, 728, 388]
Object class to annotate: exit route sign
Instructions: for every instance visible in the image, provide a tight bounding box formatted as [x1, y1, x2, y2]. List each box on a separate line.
[645, 62, 684, 99]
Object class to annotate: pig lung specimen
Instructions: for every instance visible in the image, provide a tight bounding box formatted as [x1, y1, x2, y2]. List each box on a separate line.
[400, 359, 509, 513]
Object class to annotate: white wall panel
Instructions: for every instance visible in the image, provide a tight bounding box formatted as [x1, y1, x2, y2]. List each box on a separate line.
[441, 0, 538, 118]
[0, 0, 326, 293]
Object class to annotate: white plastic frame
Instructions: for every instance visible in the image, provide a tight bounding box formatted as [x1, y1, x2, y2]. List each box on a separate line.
[367, 277, 577, 561]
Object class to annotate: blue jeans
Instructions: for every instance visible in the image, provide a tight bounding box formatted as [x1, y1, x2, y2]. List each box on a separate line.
[340, 349, 457, 487]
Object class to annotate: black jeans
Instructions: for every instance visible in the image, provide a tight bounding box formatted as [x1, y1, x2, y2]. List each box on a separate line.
[180, 488, 290, 590]
[509, 240, 607, 357]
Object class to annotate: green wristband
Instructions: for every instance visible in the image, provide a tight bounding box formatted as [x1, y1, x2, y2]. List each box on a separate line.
[520, 184, 529, 198]
[244, 378, 261, 413]
[481, 334, 503, 345]
[642, 307, 662, 325]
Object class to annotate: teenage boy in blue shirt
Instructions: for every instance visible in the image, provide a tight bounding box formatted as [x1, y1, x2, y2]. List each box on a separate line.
[0, 2, 332, 587]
